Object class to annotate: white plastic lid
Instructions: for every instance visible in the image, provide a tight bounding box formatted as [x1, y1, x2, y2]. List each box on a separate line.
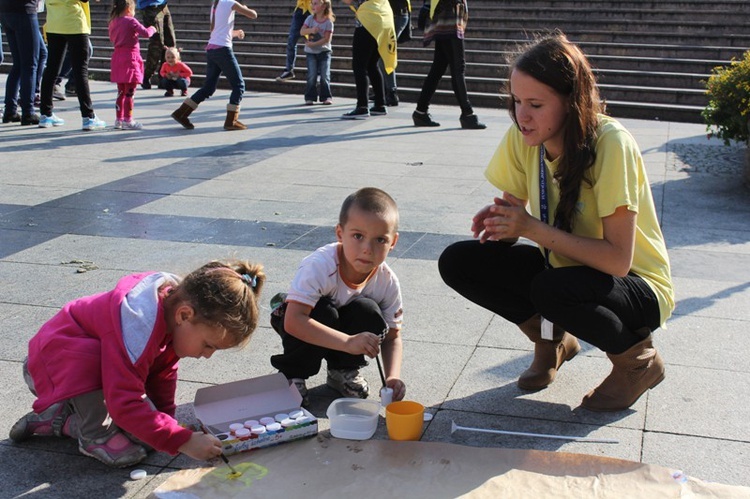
[130, 469, 147, 480]
[229, 423, 244, 433]
[244, 419, 260, 428]
[289, 409, 304, 419]
[250, 425, 266, 434]
[234, 428, 251, 437]
[266, 422, 282, 432]
[274, 413, 289, 422]
[260, 417, 275, 425]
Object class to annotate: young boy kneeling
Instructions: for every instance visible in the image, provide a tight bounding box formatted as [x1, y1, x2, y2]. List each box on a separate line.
[271, 187, 406, 406]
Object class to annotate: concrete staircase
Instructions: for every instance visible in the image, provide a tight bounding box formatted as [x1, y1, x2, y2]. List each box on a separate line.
[4, 0, 748, 122]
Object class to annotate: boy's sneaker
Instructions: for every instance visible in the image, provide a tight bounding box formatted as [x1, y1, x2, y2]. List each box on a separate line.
[341, 107, 370, 120]
[82, 115, 106, 131]
[78, 432, 147, 468]
[9, 402, 71, 442]
[276, 70, 295, 82]
[38, 114, 65, 128]
[370, 105, 387, 116]
[120, 120, 143, 130]
[327, 368, 369, 399]
[289, 378, 310, 407]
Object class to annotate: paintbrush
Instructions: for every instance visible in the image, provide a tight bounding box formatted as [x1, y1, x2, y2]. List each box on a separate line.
[200, 424, 241, 476]
[375, 354, 387, 388]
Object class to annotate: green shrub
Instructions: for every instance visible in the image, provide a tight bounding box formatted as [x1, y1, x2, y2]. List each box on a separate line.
[703, 51, 750, 146]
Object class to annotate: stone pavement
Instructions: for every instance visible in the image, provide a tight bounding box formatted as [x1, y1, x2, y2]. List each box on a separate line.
[1, 77, 749, 498]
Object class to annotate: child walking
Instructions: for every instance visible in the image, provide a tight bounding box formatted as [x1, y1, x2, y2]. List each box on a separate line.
[300, 0, 334, 105]
[270, 188, 406, 407]
[109, 0, 157, 130]
[159, 46, 193, 96]
[10, 260, 266, 468]
[171, 0, 257, 131]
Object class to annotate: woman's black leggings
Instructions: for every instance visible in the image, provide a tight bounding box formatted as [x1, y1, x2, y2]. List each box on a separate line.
[438, 240, 661, 354]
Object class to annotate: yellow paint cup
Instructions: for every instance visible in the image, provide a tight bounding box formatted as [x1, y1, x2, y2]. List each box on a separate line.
[385, 401, 424, 441]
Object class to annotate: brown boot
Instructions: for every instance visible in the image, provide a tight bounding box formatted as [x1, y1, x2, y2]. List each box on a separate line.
[581, 335, 665, 412]
[224, 104, 247, 130]
[517, 315, 581, 391]
[171, 99, 197, 129]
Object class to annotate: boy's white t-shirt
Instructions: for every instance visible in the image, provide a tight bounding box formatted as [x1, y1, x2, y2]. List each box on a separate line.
[286, 242, 403, 330]
[209, 0, 236, 48]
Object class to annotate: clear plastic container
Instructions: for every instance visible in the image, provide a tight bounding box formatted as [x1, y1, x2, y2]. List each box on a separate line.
[326, 398, 380, 440]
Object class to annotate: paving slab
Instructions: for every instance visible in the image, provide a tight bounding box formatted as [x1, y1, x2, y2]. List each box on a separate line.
[1, 76, 749, 496]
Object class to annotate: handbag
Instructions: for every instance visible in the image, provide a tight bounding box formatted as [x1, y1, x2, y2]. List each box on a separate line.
[397, 11, 413, 44]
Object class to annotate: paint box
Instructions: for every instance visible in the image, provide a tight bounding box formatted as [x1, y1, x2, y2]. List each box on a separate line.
[194, 373, 318, 455]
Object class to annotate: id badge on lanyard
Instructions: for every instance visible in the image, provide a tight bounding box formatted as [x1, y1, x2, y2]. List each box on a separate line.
[539, 146, 555, 340]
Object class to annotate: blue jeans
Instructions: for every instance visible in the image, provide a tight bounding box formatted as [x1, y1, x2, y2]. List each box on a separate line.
[284, 8, 307, 72]
[191, 47, 244, 106]
[304, 51, 332, 102]
[0, 12, 41, 117]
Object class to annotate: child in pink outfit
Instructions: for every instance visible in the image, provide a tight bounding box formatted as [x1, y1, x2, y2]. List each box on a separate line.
[109, 0, 156, 130]
[159, 47, 193, 97]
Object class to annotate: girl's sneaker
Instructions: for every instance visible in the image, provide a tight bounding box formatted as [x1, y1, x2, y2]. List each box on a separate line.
[38, 114, 65, 128]
[82, 115, 106, 131]
[9, 402, 71, 441]
[121, 120, 143, 130]
[78, 432, 147, 468]
[114, 120, 123, 130]
[323, 98, 333, 105]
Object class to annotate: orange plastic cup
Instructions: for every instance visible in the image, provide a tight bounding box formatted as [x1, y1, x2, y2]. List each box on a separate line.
[385, 401, 424, 441]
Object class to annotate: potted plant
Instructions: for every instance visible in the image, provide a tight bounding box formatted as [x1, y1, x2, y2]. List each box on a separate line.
[703, 50, 750, 186]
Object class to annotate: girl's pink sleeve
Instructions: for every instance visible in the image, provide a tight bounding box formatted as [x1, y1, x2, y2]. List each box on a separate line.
[134, 18, 157, 38]
[179, 62, 193, 78]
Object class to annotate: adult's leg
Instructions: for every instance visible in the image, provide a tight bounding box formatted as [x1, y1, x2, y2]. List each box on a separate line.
[140, 4, 164, 84]
[1, 14, 21, 116]
[530, 267, 661, 354]
[67, 34, 94, 118]
[1, 12, 40, 117]
[365, 35, 385, 108]
[40, 33, 67, 116]
[36, 29, 47, 97]
[444, 37, 474, 116]
[415, 39, 449, 113]
[352, 27, 375, 109]
[283, 8, 306, 72]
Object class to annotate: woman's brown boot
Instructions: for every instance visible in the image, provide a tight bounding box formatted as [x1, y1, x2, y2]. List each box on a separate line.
[581, 335, 665, 412]
[224, 104, 247, 130]
[517, 315, 581, 391]
[171, 99, 197, 129]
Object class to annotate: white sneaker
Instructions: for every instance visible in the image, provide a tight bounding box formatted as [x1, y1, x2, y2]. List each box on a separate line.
[114, 120, 123, 130]
[120, 120, 143, 130]
[82, 115, 106, 131]
[38, 114, 65, 128]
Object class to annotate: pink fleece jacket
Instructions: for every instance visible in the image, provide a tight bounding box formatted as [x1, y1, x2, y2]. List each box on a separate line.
[27, 273, 193, 455]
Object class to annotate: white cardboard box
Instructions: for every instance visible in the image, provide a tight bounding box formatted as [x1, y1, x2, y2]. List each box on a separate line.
[194, 373, 318, 456]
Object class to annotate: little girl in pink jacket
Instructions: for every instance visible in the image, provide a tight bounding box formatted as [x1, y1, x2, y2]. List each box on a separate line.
[109, 0, 156, 129]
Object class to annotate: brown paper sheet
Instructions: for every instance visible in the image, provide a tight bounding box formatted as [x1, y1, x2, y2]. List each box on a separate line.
[153, 434, 750, 498]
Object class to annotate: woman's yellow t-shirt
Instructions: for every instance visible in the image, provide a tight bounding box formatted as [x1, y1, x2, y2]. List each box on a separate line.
[484, 115, 675, 326]
[45, 0, 91, 35]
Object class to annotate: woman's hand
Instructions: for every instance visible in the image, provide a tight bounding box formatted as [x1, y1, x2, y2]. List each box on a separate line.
[478, 193, 532, 242]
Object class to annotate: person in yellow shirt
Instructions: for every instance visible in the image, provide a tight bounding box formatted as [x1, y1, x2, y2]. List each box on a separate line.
[276, 0, 312, 81]
[439, 32, 674, 412]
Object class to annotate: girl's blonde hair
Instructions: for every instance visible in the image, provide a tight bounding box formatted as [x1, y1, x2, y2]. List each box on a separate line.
[317, 0, 335, 21]
[170, 260, 266, 348]
[109, 0, 135, 22]
[164, 46, 182, 62]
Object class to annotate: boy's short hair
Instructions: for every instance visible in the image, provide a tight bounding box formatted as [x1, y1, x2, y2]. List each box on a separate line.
[339, 187, 399, 231]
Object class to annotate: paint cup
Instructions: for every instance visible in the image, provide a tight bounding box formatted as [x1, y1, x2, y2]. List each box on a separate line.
[380, 387, 393, 407]
[385, 401, 424, 441]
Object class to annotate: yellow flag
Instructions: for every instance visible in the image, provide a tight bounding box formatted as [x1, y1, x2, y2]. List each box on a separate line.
[353, 0, 397, 74]
[430, 0, 441, 19]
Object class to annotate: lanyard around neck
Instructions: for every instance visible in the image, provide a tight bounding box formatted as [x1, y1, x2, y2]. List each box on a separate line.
[539, 145, 552, 269]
